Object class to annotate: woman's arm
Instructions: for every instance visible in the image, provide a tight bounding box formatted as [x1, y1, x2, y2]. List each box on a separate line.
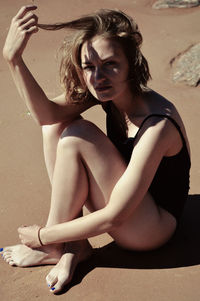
[4, 5, 95, 125]
[6, 58, 96, 125]
[18, 117, 176, 248]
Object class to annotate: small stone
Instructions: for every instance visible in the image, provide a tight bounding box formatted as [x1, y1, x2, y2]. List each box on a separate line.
[153, 0, 200, 9]
[170, 43, 200, 86]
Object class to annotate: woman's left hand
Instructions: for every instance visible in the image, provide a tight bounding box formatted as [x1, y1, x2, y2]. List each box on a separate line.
[18, 224, 42, 248]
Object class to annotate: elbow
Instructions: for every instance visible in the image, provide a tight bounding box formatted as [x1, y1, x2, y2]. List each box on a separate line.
[32, 113, 58, 126]
[35, 117, 45, 126]
[37, 119, 52, 126]
[31, 116, 49, 127]
[105, 209, 125, 230]
[110, 216, 125, 228]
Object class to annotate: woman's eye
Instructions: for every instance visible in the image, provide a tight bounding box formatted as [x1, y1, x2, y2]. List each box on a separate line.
[104, 61, 116, 67]
[83, 65, 94, 70]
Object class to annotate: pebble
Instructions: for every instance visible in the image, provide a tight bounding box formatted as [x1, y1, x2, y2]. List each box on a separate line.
[171, 43, 200, 86]
[153, 0, 200, 9]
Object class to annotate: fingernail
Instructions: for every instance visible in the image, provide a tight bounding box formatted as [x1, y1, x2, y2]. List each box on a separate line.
[0, 248, 3, 252]
[51, 287, 55, 291]
[48, 284, 50, 287]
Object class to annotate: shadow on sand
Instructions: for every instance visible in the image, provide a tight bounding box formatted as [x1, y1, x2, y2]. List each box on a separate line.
[58, 194, 200, 294]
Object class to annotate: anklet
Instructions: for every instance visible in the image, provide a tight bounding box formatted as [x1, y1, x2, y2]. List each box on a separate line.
[38, 227, 44, 246]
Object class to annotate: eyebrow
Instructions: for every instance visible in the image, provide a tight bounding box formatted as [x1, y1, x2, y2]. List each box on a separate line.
[81, 55, 117, 65]
[81, 61, 92, 65]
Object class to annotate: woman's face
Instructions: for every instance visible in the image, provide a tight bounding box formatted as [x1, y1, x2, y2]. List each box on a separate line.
[81, 35, 130, 103]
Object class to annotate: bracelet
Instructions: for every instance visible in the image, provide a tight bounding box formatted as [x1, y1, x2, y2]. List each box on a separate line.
[38, 227, 44, 246]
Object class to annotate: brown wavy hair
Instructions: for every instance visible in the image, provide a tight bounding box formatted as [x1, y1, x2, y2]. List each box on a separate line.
[38, 9, 151, 103]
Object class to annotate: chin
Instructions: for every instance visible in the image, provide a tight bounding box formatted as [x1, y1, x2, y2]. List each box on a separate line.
[94, 92, 115, 103]
[96, 97, 111, 103]
[89, 88, 114, 102]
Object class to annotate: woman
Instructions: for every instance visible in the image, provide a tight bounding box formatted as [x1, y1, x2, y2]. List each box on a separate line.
[1, 5, 190, 294]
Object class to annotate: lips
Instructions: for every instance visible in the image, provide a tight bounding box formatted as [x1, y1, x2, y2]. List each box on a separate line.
[95, 85, 112, 92]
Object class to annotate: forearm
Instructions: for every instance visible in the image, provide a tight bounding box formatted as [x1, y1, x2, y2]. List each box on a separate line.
[40, 208, 115, 245]
[7, 57, 56, 125]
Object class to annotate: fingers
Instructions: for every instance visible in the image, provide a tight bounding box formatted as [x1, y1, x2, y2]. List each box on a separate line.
[21, 22, 39, 35]
[18, 226, 27, 244]
[18, 226, 26, 233]
[18, 232, 24, 244]
[13, 11, 38, 34]
[18, 234, 23, 243]
[17, 225, 41, 248]
[15, 5, 37, 20]
[20, 12, 38, 27]
[12, 6, 38, 35]
[26, 26, 39, 35]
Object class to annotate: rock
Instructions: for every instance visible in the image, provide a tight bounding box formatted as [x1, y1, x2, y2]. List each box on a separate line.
[170, 43, 200, 86]
[153, 0, 200, 9]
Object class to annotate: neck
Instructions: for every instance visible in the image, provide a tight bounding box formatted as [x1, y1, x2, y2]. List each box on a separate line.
[112, 91, 144, 117]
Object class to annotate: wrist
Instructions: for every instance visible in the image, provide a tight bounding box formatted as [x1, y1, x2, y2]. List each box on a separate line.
[38, 227, 45, 246]
[39, 225, 63, 245]
[3, 50, 23, 66]
[39, 227, 47, 246]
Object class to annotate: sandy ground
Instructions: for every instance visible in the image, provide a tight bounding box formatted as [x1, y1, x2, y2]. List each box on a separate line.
[0, 0, 200, 300]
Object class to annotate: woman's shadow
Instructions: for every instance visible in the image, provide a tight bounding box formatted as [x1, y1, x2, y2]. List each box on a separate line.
[59, 194, 200, 294]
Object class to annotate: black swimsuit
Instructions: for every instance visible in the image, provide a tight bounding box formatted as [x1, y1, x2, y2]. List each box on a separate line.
[104, 105, 191, 222]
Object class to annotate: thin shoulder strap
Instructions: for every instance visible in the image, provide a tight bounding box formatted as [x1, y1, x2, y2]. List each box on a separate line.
[135, 114, 186, 145]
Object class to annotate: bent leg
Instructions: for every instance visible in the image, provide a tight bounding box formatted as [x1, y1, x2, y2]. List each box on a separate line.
[46, 119, 127, 293]
[46, 119, 176, 249]
[1, 119, 93, 268]
[44, 119, 176, 292]
[1, 119, 177, 291]
[109, 193, 177, 251]
[1, 122, 70, 267]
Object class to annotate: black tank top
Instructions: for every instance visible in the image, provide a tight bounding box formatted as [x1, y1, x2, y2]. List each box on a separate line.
[104, 106, 191, 221]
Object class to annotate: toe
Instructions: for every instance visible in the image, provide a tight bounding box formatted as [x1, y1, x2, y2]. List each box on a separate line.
[46, 272, 58, 289]
[8, 259, 16, 266]
[3, 255, 12, 262]
[50, 281, 64, 294]
[1, 250, 12, 257]
[2, 246, 13, 252]
[50, 273, 71, 294]
[3, 253, 12, 260]
[1, 247, 13, 258]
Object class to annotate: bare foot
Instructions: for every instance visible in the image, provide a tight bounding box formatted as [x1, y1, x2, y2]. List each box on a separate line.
[0, 244, 63, 267]
[46, 240, 93, 294]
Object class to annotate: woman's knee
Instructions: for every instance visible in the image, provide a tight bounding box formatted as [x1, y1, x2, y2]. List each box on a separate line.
[60, 119, 104, 143]
[42, 122, 68, 140]
[41, 117, 82, 143]
[58, 119, 112, 160]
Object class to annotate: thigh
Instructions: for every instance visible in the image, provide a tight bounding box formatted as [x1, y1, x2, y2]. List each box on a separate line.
[59, 119, 127, 211]
[109, 192, 177, 251]
[42, 117, 82, 182]
[60, 119, 177, 250]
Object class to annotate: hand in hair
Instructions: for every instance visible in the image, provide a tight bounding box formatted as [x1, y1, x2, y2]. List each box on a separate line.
[3, 5, 39, 63]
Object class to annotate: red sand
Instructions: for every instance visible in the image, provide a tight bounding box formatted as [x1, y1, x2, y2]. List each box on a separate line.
[0, 1, 200, 300]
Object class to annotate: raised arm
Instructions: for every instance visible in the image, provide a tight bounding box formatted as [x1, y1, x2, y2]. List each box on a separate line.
[3, 5, 95, 125]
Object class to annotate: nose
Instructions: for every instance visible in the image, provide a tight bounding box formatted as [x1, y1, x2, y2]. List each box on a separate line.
[94, 67, 105, 82]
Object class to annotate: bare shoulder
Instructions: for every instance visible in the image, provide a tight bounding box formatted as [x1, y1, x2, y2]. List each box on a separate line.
[141, 90, 190, 156]
[145, 90, 187, 135]
[136, 114, 175, 142]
